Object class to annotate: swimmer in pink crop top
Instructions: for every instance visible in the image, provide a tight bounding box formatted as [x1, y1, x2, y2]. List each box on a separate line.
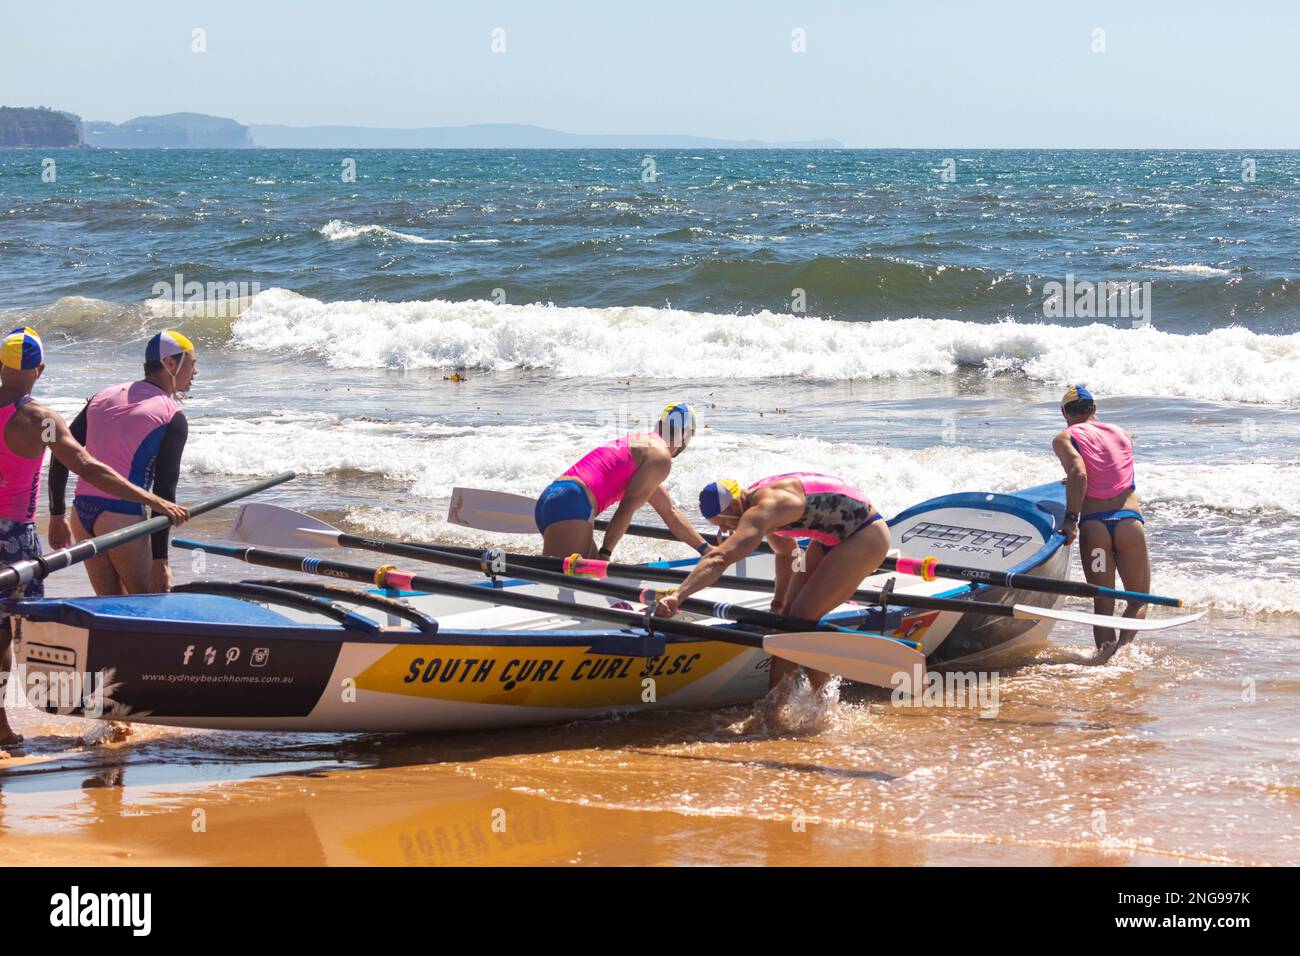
[0, 327, 188, 746]
[47, 330, 197, 596]
[535, 402, 709, 560]
[1052, 384, 1150, 652]
[654, 471, 890, 698]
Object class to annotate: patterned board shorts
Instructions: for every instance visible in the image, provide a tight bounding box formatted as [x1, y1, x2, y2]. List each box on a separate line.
[0, 519, 43, 620]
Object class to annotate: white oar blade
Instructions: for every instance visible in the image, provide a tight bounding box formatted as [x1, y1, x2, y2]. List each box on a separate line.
[762, 631, 926, 690]
[230, 502, 342, 550]
[447, 486, 538, 534]
[1014, 604, 1206, 632]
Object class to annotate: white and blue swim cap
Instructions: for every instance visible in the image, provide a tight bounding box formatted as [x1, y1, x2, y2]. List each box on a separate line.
[656, 401, 697, 449]
[699, 479, 743, 521]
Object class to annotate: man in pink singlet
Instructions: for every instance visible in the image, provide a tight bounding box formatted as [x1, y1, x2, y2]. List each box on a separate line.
[535, 402, 709, 560]
[0, 327, 187, 746]
[1052, 384, 1151, 651]
[47, 331, 196, 595]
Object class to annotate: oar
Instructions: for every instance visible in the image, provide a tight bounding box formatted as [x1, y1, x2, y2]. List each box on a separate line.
[448, 486, 1185, 608]
[229, 503, 919, 648]
[233, 503, 1205, 634]
[885, 555, 1183, 608]
[173, 538, 925, 690]
[0, 472, 296, 594]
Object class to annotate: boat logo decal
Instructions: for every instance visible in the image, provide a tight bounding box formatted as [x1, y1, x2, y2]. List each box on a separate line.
[900, 521, 1032, 556]
[354, 641, 750, 708]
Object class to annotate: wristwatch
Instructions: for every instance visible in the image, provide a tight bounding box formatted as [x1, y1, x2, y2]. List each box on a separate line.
[1064, 511, 1080, 523]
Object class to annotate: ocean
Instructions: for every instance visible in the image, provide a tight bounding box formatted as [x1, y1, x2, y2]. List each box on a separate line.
[1, 148, 1297, 865]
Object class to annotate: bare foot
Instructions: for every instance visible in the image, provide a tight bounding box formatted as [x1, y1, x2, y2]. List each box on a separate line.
[1093, 640, 1121, 664]
[82, 720, 134, 745]
[0, 724, 23, 747]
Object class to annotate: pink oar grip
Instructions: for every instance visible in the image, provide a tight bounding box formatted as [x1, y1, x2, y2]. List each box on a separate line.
[382, 569, 415, 590]
[894, 556, 939, 581]
[563, 554, 608, 578]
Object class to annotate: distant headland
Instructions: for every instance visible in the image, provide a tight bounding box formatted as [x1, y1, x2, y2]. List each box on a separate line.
[0, 107, 842, 149]
[0, 107, 83, 147]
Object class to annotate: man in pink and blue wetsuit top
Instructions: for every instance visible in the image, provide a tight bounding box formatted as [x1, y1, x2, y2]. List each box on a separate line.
[1052, 384, 1151, 651]
[0, 327, 188, 746]
[654, 472, 890, 695]
[48, 331, 197, 596]
[534, 402, 710, 561]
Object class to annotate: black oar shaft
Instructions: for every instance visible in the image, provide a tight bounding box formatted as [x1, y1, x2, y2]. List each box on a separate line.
[414, 539, 1018, 620]
[339, 532, 829, 633]
[908, 561, 1179, 607]
[609, 518, 1178, 607]
[176, 541, 769, 650]
[1, 472, 296, 593]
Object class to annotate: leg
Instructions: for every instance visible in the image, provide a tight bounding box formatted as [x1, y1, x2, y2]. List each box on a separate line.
[102, 520, 153, 595]
[785, 520, 892, 692]
[767, 543, 825, 691]
[1111, 520, 1151, 647]
[0, 519, 44, 746]
[1077, 521, 1117, 648]
[0, 619, 21, 745]
[541, 519, 597, 560]
[73, 510, 123, 596]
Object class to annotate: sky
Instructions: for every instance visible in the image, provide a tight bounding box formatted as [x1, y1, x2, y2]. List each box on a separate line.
[3, 0, 1298, 147]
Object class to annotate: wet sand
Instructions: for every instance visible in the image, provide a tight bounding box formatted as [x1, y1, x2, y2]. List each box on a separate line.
[1, 734, 1181, 868]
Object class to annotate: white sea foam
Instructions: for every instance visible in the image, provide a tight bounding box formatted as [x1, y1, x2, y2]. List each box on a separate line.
[318, 220, 451, 244]
[1143, 263, 1234, 277]
[1139, 461, 1300, 516]
[1149, 570, 1300, 619]
[178, 412, 1300, 521]
[232, 289, 1300, 405]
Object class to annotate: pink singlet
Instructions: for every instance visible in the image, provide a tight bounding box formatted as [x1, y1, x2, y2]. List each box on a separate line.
[749, 472, 877, 548]
[0, 397, 44, 522]
[562, 432, 665, 514]
[1067, 421, 1135, 500]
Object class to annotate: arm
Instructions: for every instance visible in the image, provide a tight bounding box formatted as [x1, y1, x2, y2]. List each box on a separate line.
[1052, 431, 1088, 544]
[43, 410, 188, 525]
[597, 451, 671, 558]
[46, 402, 88, 550]
[644, 484, 709, 554]
[148, 412, 188, 565]
[653, 493, 799, 616]
[766, 534, 799, 613]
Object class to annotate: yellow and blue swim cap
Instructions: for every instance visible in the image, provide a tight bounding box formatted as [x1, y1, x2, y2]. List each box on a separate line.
[146, 329, 195, 364]
[657, 401, 697, 449]
[1061, 384, 1094, 406]
[1, 327, 44, 371]
[699, 478, 743, 520]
